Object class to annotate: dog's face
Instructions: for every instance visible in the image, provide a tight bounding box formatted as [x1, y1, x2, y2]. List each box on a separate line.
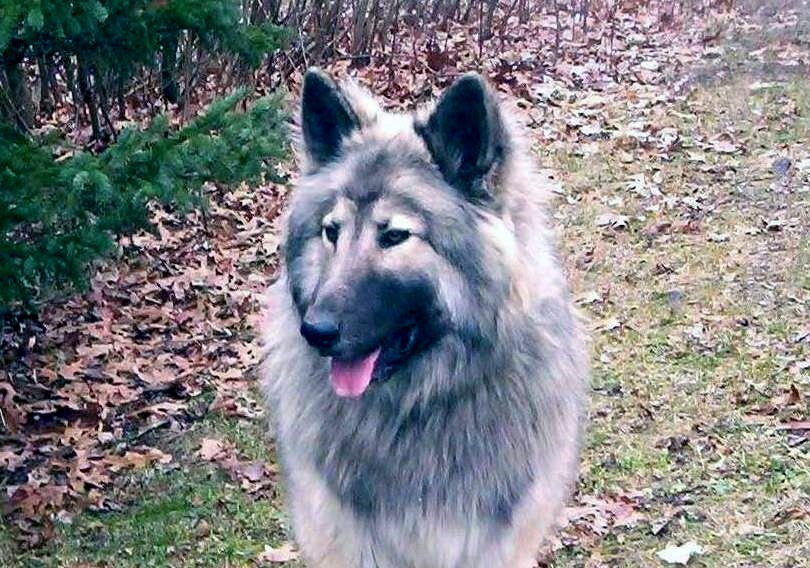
[284, 69, 512, 397]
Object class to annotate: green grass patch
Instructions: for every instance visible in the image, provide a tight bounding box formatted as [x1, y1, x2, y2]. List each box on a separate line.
[11, 466, 290, 568]
[4, 410, 293, 568]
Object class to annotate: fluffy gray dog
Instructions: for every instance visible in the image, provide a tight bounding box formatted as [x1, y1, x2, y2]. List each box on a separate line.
[261, 68, 588, 568]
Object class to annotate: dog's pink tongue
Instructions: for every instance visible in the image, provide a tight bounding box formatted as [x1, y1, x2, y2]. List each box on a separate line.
[330, 348, 381, 398]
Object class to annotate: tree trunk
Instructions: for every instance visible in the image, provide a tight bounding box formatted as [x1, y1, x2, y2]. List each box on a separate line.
[518, 0, 529, 24]
[351, 0, 373, 60]
[581, 0, 590, 37]
[38, 55, 55, 115]
[482, 0, 497, 40]
[161, 34, 181, 104]
[0, 40, 35, 131]
[76, 57, 103, 142]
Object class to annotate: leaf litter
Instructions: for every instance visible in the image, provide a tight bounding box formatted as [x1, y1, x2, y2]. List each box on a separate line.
[1, 182, 285, 546]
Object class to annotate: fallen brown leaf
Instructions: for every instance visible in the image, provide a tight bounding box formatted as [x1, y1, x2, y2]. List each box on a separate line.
[257, 542, 300, 564]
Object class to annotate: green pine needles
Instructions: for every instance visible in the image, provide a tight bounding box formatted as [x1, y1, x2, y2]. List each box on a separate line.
[0, 90, 288, 309]
[0, 1, 289, 311]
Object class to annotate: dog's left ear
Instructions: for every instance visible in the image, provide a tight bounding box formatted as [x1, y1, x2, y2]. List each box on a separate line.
[416, 73, 508, 202]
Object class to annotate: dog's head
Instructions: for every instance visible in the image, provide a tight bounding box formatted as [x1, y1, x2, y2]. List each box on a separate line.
[284, 69, 516, 398]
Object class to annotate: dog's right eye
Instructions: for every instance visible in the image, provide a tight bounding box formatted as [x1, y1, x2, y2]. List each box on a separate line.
[379, 228, 411, 249]
[323, 223, 339, 245]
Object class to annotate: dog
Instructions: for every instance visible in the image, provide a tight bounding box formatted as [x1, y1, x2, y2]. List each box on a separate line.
[261, 68, 588, 568]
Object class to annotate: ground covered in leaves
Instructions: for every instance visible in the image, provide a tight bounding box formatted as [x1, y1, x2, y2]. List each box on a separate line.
[2, 3, 808, 567]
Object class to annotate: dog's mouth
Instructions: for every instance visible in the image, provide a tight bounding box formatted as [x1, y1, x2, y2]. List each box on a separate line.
[329, 325, 419, 398]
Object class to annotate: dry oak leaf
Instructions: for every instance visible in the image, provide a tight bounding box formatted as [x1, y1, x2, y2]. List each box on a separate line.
[0, 450, 27, 469]
[109, 448, 172, 471]
[197, 438, 227, 461]
[257, 542, 300, 564]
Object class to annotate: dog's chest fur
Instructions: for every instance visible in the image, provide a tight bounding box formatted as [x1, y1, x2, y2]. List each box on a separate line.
[264, 286, 585, 567]
[313, 354, 536, 523]
[271, 292, 582, 525]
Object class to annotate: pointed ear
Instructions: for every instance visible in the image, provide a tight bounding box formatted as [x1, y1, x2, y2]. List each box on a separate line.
[415, 73, 509, 201]
[300, 68, 360, 168]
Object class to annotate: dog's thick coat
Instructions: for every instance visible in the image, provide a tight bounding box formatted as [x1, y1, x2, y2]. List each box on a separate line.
[261, 69, 587, 568]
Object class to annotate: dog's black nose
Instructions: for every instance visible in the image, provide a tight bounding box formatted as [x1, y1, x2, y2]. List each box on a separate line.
[301, 316, 340, 349]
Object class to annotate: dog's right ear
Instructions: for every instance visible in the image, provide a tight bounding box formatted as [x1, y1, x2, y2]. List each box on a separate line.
[300, 68, 360, 168]
[416, 73, 508, 203]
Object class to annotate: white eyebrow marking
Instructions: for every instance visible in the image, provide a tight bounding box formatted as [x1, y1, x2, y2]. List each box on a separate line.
[322, 210, 338, 227]
[386, 213, 423, 233]
[323, 197, 355, 227]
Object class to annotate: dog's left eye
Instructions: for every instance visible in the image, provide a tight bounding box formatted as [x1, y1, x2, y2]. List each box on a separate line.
[379, 229, 411, 248]
[323, 223, 339, 245]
